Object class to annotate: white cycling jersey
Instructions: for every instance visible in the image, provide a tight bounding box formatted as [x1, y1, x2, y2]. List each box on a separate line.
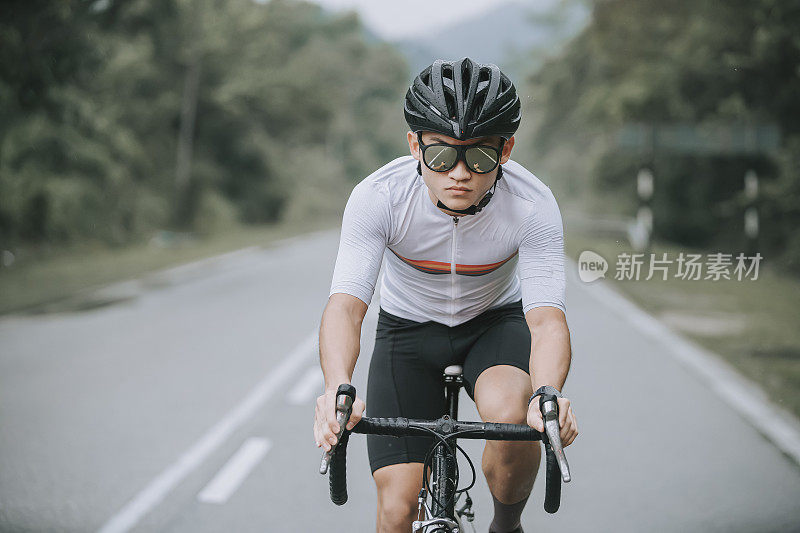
[329, 155, 565, 327]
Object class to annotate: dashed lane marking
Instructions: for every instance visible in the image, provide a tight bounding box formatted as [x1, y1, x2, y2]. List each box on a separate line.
[197, 438, 271, 504]
[97, 332, 318, 533]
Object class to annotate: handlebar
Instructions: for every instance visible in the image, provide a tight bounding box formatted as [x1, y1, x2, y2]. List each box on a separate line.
[352, 416, 543, 440]
[321, 385, 572, 513]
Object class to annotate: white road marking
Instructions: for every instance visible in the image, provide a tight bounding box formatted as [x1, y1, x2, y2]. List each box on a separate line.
[97, 332, 318, 533]
[287, 366, 324, 405]
[197, 438, 271, 504]
[571, 262, 800, 465]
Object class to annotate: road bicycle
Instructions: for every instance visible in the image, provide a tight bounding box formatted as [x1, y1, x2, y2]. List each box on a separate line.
[320, 365, 571, 532]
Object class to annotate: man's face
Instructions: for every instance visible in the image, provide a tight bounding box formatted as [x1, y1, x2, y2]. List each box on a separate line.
[407, 131, 514, 214]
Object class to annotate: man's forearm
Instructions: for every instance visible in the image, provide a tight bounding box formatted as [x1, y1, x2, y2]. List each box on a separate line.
[527, 313, 571, 391]
[319, 297, 365, 391]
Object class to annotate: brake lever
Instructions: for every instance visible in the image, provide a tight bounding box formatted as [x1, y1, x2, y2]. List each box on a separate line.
[319, 384, 356, 474]
[540, 394, 571, 482]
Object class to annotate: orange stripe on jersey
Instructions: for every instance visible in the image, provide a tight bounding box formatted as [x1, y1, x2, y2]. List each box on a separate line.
[456, 251, 518, 276]
[391, 250, 451, 274]
[391, 250, 517, 276]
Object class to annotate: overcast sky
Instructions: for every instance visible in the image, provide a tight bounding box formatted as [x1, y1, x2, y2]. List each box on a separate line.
[307, 0, 516, 40]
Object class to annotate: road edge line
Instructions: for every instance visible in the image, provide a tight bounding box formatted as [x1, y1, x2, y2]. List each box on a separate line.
[570, 261, 800, 466]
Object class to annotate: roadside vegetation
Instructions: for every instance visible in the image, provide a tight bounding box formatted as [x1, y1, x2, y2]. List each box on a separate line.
[520, 0, 800, 274]
[0, 0, 408, 250]
[1, 0, 408, 311]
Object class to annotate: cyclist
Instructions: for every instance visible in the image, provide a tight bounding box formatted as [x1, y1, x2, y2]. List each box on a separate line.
[314, 58, 578, 533]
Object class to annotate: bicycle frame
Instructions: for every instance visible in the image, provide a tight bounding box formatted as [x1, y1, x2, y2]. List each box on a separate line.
[412, 367, 469, 532]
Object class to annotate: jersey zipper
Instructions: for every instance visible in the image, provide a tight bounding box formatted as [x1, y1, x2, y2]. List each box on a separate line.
[451, 216, 459, 321]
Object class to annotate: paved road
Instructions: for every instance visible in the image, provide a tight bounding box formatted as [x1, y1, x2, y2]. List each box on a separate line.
[1, 230, 799, 532]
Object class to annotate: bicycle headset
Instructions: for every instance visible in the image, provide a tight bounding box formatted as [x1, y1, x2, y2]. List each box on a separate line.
[403, 57, 521, 215]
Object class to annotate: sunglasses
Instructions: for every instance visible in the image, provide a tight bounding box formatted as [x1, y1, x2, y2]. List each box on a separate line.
[418, 133, 504, 174]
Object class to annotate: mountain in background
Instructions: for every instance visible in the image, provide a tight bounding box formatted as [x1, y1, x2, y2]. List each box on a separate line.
[393, 0, 589, 80]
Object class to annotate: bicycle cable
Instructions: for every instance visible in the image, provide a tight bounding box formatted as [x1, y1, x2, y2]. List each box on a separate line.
[448, 429, 481, 494]
[414, 425, 459, 513]
[454, 443, 476, 494]
[413, 426, 481, 515]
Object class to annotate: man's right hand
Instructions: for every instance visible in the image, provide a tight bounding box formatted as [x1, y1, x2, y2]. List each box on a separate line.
[314, 386, 366, 452]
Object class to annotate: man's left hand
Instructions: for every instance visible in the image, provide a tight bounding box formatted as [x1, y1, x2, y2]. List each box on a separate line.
[526, 396, 578, 447]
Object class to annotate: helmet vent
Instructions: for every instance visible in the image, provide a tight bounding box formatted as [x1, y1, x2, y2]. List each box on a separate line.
[460, 60, 473, 100]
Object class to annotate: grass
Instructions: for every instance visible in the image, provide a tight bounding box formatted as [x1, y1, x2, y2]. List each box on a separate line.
[0, 216, 338, 315]
[564, 227, 800, 418]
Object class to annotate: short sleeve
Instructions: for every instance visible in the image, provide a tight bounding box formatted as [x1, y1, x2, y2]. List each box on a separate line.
[517, 192, 566, 314]
[329, 180, 391, 305]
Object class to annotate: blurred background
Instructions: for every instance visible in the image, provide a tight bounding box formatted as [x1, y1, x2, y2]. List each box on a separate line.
[1, 1, 799, 531]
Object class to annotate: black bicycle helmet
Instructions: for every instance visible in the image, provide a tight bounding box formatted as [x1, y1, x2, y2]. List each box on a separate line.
[404, 57, 521, 140]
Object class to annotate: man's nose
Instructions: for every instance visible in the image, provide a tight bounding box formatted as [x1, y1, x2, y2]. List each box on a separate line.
[448, 160, 471, 181]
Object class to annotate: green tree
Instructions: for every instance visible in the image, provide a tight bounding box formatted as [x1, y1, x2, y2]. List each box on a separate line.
[0, 0, 410, 248]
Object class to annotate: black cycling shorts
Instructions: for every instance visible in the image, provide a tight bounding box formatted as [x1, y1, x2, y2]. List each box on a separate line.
[366, 300, 531, 474]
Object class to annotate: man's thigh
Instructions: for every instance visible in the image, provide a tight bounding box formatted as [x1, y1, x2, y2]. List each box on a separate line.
[366, 310, 449, 473]
[462, 302, 532, 404]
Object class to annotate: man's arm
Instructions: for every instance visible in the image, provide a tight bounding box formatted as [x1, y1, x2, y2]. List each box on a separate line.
[314, 180, 390, 452]
[314, 293, 368, 452]
[320, 293, 368, 390]
[517, 190, 577, 445]
[525, 306, 578, 446]
[525, 306, 571, 391]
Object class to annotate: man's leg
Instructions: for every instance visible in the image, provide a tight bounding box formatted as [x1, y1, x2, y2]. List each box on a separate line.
[474, 365, 539, 532]
[373, 463, 424, 533]
[367, 310, 449, 532]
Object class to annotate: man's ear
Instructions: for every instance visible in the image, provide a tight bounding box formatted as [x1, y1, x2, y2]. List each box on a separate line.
[500, 136, 515, 164]
[407, 131, 420, 161]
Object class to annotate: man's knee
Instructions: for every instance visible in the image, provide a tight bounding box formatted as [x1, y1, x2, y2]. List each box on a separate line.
[378, 497, 417, 530]
[374, 463, 423, 530]
[473, 366, 539, 474]
[474, 366, 531, 424]
[480, 397, 528, 425]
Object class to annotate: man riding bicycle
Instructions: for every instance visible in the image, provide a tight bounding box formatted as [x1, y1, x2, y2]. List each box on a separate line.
[314, 58, 578, 533]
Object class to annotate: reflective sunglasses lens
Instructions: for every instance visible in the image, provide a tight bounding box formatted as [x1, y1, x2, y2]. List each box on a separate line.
[465, 146, 499, 173]
[424, 146, 458, 172]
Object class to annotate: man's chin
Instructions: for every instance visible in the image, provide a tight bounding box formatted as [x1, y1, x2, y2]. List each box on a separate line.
[441, 193, 477, 210]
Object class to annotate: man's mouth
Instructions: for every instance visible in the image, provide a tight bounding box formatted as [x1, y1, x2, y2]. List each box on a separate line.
[447, 187, 471, 191]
